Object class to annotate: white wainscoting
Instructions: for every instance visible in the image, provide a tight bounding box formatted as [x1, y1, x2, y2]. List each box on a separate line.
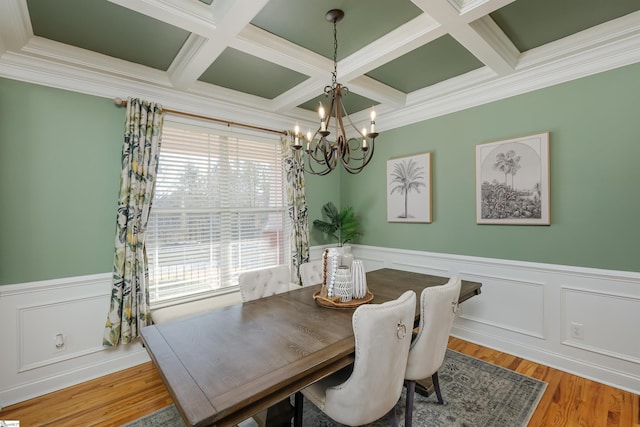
[2, 247, 638, 408]
[313, 244, 640, 394]
[0, 274, 150, 408]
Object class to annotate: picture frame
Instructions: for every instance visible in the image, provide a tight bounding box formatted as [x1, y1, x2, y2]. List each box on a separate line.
[387, 152, 432, 223]
[475, 132, 550, 225]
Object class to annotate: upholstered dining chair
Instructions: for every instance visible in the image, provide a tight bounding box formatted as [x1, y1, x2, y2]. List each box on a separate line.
[237, 264, 293, 427]
[294, 290, 417, 427]
[403, 277, 461, 427]
[238, 265, 292, 302]
[299, 260, 323, 287]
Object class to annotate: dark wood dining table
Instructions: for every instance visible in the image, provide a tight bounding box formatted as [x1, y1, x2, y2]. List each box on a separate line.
[140, 268, 482, 427]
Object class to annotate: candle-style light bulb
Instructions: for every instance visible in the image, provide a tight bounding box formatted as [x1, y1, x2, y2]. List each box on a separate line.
[370, 108, 376, 134]
[294, 125, 300, 147]
[319, 103, 327, 132]
[305, 130, 312, 151]
[362, 128, 368, 149]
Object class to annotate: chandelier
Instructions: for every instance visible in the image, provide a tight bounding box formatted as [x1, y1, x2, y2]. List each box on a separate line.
[291, 9, 378, 175]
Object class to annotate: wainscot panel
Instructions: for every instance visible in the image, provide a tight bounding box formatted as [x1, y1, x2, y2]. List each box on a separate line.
[339, 245, 640, 394]
[561, 286, 640, 364]
[0, 274, 150, 408]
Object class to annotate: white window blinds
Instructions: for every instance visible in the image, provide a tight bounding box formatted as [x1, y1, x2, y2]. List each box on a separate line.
[146, 121, 290, 305]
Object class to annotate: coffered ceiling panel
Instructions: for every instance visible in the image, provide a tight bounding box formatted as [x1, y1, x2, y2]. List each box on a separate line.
[491, 0, 640, 52]
[27, 0, 190, 71]
[250, 0, 423, 60]
[199, 48, 308, 99]
[1, 0, 638, 133]
[366, 35, 484, 94]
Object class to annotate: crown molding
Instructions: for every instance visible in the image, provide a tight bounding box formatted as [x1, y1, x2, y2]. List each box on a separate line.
[0, 10, 638, 137]
[381, 14, 640, 132]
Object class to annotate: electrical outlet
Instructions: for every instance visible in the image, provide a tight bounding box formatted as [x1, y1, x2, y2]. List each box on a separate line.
[55, 333, 65, 351]
[570, 322, 584, 340]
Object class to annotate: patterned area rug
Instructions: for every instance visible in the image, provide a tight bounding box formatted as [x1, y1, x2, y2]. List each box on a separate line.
[123, 349, 546, 427]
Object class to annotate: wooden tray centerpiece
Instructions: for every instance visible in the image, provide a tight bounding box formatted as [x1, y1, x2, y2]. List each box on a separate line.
[314, 248, 373, 309]
[313, 290, 374, 309]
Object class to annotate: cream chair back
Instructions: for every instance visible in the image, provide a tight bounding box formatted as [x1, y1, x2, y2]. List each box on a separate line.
[238, 265, 291, 302]
[403, 277, 461, 426]
[298, 290, 416, 426]
[299, 260, 323, 287]
[405, 277, 461, 381]
[238, 264, 292, 427]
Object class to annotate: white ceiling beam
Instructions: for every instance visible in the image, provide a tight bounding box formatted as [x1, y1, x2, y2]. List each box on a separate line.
[106, 0, 215, 36]
[0, 0, 32, 53]
[232, 25, 330, 79]
[338, 14, 446, 82]
[166, 0, 269, 90]
[347, 76, 407, 107]
[454, 0, 516, 21]
[270, 77, 327, 114]
[468, 15, 520, 70]
[411, 0, 517, 74]
[258, 16, 444, 113]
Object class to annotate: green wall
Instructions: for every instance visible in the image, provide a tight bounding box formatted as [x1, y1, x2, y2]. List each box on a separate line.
[340, 63, 640, 272]
[1, 62, 638, 285]
[0, 78, 124, 285]
[306, 171, 341, 246]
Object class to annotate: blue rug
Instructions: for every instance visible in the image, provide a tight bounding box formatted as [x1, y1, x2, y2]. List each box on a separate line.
[124, 349, 547, 426]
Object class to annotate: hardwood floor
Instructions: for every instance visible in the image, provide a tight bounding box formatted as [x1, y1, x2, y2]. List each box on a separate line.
[1, 337, 638, 426]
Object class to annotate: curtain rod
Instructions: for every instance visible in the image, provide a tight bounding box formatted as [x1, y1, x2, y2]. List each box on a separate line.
[114, 97, 287, 136]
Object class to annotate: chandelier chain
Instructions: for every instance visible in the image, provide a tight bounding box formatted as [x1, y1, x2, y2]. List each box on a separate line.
[332, 19, 338, 87]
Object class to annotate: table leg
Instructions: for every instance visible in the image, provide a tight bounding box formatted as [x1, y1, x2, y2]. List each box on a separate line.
[414, 377, 434, 398]
[265, 397, 295, 427]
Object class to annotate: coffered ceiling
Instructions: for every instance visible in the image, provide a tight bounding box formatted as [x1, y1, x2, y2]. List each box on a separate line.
[0, 0, 639, 133]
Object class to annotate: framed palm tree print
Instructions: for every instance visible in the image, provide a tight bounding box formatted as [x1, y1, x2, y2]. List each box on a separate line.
[387, 152, 432, 223]
[475, 132, 550, 225]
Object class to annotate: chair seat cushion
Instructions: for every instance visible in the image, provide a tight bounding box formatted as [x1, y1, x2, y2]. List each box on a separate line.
[302, 365, 353, 410]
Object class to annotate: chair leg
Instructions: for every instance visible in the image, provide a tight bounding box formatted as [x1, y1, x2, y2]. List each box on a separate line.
[432, 371, 444, 404]
[387, 406, 398, 427]
[294, 392, 303, 427]
[404, 380, 415, 427]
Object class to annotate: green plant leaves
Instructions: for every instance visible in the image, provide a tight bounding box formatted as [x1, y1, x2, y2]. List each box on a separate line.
[313, 202, 362, 246]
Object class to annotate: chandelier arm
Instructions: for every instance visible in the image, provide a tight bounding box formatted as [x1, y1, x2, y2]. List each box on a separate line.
[304, 146, 332, 176]
[342, 138, 368, 161]
[338, 140, 366, 172]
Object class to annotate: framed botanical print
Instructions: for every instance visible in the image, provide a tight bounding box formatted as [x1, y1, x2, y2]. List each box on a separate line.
[476, 132, 550, 225]
[387, 152, 432, 223]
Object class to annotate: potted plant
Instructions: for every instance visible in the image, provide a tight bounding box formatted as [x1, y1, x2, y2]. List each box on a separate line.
[313, 202, 362, 247]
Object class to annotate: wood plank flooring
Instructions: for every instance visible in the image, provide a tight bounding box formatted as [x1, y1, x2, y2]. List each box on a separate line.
[1, 337, 638, 426]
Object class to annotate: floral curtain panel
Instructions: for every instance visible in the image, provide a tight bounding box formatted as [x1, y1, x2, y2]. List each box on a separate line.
[282, 133, 310, 284]
[104, 98, 164, 347]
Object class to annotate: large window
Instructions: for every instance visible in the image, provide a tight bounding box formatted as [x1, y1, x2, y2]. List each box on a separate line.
[146, 120, 290, 306]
